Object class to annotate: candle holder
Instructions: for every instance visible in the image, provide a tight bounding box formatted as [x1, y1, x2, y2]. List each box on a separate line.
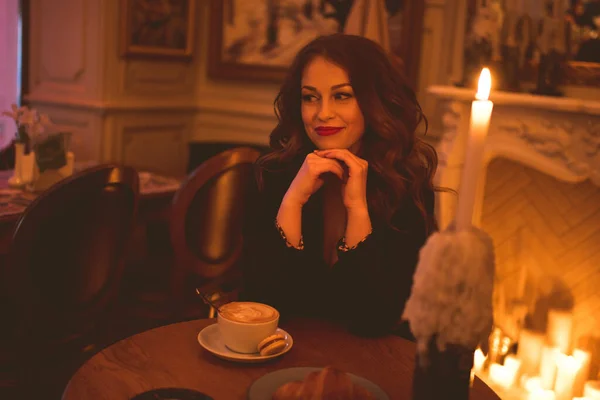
[412, 336, 475, 400]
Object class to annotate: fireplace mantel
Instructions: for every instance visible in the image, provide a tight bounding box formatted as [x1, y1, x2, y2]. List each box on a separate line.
[428, 85, 600, 230]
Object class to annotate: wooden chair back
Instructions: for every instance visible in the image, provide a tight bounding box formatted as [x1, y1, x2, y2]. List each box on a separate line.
[169, 147, 260, 296]
[6, 164, 139, 343]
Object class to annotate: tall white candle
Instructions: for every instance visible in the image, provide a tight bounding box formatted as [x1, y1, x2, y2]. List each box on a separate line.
[547, 310, 573, 354]
[540, 346, 559, 390]
[455, 68, 493, 231]
[573, 349, 592, 396]
[518, 329, 545, 376]
[554, 354, 580, 400]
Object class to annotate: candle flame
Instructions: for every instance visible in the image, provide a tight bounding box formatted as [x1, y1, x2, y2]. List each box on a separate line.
[476, 68, 491, 101]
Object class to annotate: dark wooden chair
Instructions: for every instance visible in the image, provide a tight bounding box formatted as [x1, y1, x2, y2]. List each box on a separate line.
[121, 147, 261, 320]
[1, 164, 139, 398]
[171, 146, 261, 312]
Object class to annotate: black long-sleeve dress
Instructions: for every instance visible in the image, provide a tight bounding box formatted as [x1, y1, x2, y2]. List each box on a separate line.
[240, 165, 435, 338]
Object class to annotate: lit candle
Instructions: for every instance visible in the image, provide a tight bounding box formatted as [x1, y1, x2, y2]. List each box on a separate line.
[505, 355, 522, 375]
[524, 376, 557, 400]
[584, 381, 600, 398]
[474, 347, 487, 373]
[573, 349, 592, 396]
[518, 329, 545, 376]
[540, 346, 559, 390]
[547, 310, 573, 354]
[554, 354, 580, 400]
[489, 363, 517, 389]
[524, 376, 543, 393]
[455, 68, 493, 231]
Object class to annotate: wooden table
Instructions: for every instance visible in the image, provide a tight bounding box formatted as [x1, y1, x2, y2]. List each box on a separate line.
[62, 318, 500, 400]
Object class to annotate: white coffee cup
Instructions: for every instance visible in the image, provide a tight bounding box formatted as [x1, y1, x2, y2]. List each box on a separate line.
[217, 301, 279, 354]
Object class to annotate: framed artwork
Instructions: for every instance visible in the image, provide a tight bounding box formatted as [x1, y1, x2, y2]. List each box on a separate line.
[207, 0, 425, 85]
[462, 0, 599, 90]
[564, 0, 600, 86]
[120, 0, 196, 59]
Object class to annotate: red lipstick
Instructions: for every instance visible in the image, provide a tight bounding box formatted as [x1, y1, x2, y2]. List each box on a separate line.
[315, 127, 343, 136]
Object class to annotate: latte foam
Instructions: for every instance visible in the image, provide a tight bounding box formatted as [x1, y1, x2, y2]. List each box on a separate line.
[219, 302, 279, 323]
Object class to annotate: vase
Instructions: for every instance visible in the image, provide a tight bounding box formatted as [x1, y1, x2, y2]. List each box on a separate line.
[411, 337, 475, 400]
[8, 143, 36, 188]
[27, 151, 75, 192]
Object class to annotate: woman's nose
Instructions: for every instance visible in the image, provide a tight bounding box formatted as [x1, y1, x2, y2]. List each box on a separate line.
[317, 99, 334, 121]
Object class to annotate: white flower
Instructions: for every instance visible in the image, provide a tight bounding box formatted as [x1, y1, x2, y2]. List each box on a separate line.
[18, 109, 36, 127]
[3, 104, 55, 143]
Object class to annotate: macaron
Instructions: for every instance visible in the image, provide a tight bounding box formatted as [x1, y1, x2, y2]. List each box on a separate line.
[257, 333, 287, 356]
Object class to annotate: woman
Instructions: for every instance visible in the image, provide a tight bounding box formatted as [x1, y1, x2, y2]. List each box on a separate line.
[241, 33, 438, 337]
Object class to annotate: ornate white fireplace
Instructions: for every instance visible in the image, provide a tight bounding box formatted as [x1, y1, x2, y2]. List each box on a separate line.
[429, 86, 600, 396]
[430, 86, 600, 231]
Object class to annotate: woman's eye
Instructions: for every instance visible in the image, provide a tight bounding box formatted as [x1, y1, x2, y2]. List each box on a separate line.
[302, 94, 318, 102]
[334, 92, 352, 101]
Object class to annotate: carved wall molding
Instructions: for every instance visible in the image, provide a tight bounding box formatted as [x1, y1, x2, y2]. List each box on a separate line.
[29, 0, 102, 99]
[110, 115, 194, 176]
[493, 117, 600, 186]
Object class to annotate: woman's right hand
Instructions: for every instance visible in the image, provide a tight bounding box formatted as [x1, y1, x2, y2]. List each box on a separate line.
[282, 152, 345, 208]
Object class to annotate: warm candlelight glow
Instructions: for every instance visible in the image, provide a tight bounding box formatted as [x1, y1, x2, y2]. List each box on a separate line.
[540, 347, 560, 390]
[518, 330, 545, 376]
[474, 347, 486, 373]
[524, 376, 556, 400]
[476, 68, 492, 101]
[489, 363, 516, 389]
[573, 349, 592, 396]
[547, 310, 573, 354]
[528, 390, 556, 400]
[584, 381, 600, 398]
[524, 377, 543, 392]
[555, 354, 580, 400]
[504, 355, 521, 374]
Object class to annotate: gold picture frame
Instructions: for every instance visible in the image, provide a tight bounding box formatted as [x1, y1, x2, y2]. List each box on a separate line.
[207, 0, 425, 85]
[120, 0, 196, 59]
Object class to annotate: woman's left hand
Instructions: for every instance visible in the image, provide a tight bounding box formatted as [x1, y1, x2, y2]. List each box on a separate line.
[314, 149, 369, 212]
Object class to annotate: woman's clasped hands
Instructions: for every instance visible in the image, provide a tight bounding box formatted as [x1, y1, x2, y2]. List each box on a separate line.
[282, 149, 369, 212]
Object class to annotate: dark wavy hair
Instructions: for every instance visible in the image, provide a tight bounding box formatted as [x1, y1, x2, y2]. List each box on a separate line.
[257, 34, 438, 233]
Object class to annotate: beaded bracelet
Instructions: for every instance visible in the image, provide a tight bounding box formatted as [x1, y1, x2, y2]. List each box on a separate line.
[337, 229, 373, 252]
[275, 219, 305, 250]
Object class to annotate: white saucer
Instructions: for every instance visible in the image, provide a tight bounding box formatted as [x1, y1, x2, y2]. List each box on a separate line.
[197, 324, 293, 363]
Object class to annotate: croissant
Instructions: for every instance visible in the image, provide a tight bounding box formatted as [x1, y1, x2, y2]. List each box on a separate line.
[272, 366, 376, 400]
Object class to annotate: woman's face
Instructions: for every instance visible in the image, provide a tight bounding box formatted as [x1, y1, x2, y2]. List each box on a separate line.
[300, 56, 365, 153]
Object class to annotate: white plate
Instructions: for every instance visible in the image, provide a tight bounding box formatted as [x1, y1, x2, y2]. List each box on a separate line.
[247, 367, 390, 400]
[197, 323, 293, 363]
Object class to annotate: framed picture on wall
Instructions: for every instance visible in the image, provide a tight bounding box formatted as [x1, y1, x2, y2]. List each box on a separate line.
[207, 0, 425, 86]
[461, 0, 600, 90]
[120, 0, 196, 59]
